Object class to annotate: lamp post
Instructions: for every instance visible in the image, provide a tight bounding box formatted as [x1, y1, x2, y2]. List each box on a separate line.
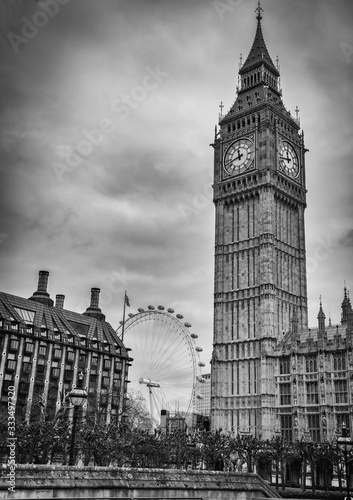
[337, 422, 353, 500]
[68, 372, 87, 466]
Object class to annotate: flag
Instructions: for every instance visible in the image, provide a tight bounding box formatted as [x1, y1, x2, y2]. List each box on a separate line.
[125, 293, 130, 307]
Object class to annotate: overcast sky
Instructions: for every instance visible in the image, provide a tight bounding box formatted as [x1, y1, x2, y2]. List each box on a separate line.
[0, 0, 352, 369]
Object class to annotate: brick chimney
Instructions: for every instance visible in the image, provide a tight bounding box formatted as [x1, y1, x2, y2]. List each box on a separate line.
[83, 288, 105, 321]
[55, 294, 65, 309]
[28, 270, 54, 307]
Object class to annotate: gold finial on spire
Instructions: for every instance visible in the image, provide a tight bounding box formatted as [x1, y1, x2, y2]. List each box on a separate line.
[255, 0, 263, 21]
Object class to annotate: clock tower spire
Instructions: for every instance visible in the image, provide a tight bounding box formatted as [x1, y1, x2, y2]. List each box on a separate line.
[211, 3, 308, 438]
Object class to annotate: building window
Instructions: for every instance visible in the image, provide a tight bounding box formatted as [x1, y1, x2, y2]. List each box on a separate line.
[280, 414, 293, 442]
[334, 380, 348, 404]
[53, 349, 62, 359]
[279, 383, 291, 405]
[306, 381, 319, 405]
[337, 414, 349, 432]
[64, 369, 73, 382]
[25, 342, 34, 353]
[2, 380, 14, 395]
[22, 362, 32, 373]
[7, 359, 16, 371]
[333, 353, 346, 371]
[306, 356, 317, 373]
[9, 338, 19, 351]
[19, 382, 29, 393]
[67, 350, 75, 361]
[36, 365, 45, 383]
[308, 413, 320, 442]
[51, 368, 60, 378]
[279, 357, 290, 374]
[104, 358, 111, 370]
[38, 344, 47, 356]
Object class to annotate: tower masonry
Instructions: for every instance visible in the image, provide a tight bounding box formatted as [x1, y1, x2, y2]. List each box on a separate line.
[211, 3, 308, 438]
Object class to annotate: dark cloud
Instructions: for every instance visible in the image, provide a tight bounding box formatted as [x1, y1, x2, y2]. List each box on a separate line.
[0, 0, 352, 365]
[339, 229, 353, 249]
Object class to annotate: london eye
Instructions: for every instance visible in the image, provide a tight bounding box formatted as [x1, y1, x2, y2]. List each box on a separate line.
[117, 306, 204, 424]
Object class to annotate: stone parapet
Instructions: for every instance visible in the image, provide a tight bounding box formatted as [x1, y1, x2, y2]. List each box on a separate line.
[0, 465, 280, 499]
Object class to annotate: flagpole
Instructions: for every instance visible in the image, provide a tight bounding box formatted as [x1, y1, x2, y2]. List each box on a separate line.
[121, 290, 127, 342]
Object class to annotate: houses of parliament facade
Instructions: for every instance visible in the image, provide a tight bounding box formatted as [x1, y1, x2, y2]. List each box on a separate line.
[210, 3, 353, 442]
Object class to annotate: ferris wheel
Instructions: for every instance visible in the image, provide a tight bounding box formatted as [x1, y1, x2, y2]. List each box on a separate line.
[117, 306, 205, 424]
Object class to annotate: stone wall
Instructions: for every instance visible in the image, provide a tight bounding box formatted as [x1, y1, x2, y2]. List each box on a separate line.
[0, 465, 280, 499]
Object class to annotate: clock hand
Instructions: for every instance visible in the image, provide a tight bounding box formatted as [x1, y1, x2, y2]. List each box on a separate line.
[236, 149, 244, 161]
[280, 155, 291, 163]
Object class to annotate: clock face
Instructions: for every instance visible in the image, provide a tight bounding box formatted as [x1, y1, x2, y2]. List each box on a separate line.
[278, 141, 299, 178]
[224, 138, 254, 176]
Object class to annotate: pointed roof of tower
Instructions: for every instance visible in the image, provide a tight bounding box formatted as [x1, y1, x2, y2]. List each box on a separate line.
[239, 1, 279, 77]
[317, 296, 325, 319]
[341, 285, 352, 324]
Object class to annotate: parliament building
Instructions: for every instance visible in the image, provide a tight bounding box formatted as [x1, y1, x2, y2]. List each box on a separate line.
[210, 4, 353, 441]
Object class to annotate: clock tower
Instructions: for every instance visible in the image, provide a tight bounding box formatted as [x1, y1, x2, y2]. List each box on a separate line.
[211, 3, 308, 438]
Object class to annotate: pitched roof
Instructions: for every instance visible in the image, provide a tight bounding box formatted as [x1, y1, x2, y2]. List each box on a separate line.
[0, 291, 128, 356]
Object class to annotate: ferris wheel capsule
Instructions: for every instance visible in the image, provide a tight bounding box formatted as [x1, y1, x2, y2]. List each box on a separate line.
[128, 313, 134, 318]
[184, 322, 192, 328]
[157, 305, 165, 310]
[138, 308, 145, 313]
[198, 361, 205, 367]
[148, 305, 155, 310]
[195, 346, 203, 352]
[196, 394, 204, 399]
[167, 308, 174, 313]
[191, 333, 198, 339]
[176, 314, 183, 319]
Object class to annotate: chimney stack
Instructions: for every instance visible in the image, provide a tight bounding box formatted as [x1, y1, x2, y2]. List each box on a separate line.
[55, 294, 65, 309]
[83, 287, 105, 321]
[90, 288, 100, 308]
[28, 270, 54, 307]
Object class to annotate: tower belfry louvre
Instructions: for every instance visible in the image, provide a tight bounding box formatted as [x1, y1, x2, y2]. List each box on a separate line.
[211, 3, 308, 438]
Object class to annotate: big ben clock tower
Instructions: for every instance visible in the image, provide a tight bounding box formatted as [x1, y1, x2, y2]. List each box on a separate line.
[211, 2, 308, 438]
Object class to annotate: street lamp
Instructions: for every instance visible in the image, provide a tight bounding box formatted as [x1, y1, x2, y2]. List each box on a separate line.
[337, 422, 353, 500]
[68, 372, 87, 466]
